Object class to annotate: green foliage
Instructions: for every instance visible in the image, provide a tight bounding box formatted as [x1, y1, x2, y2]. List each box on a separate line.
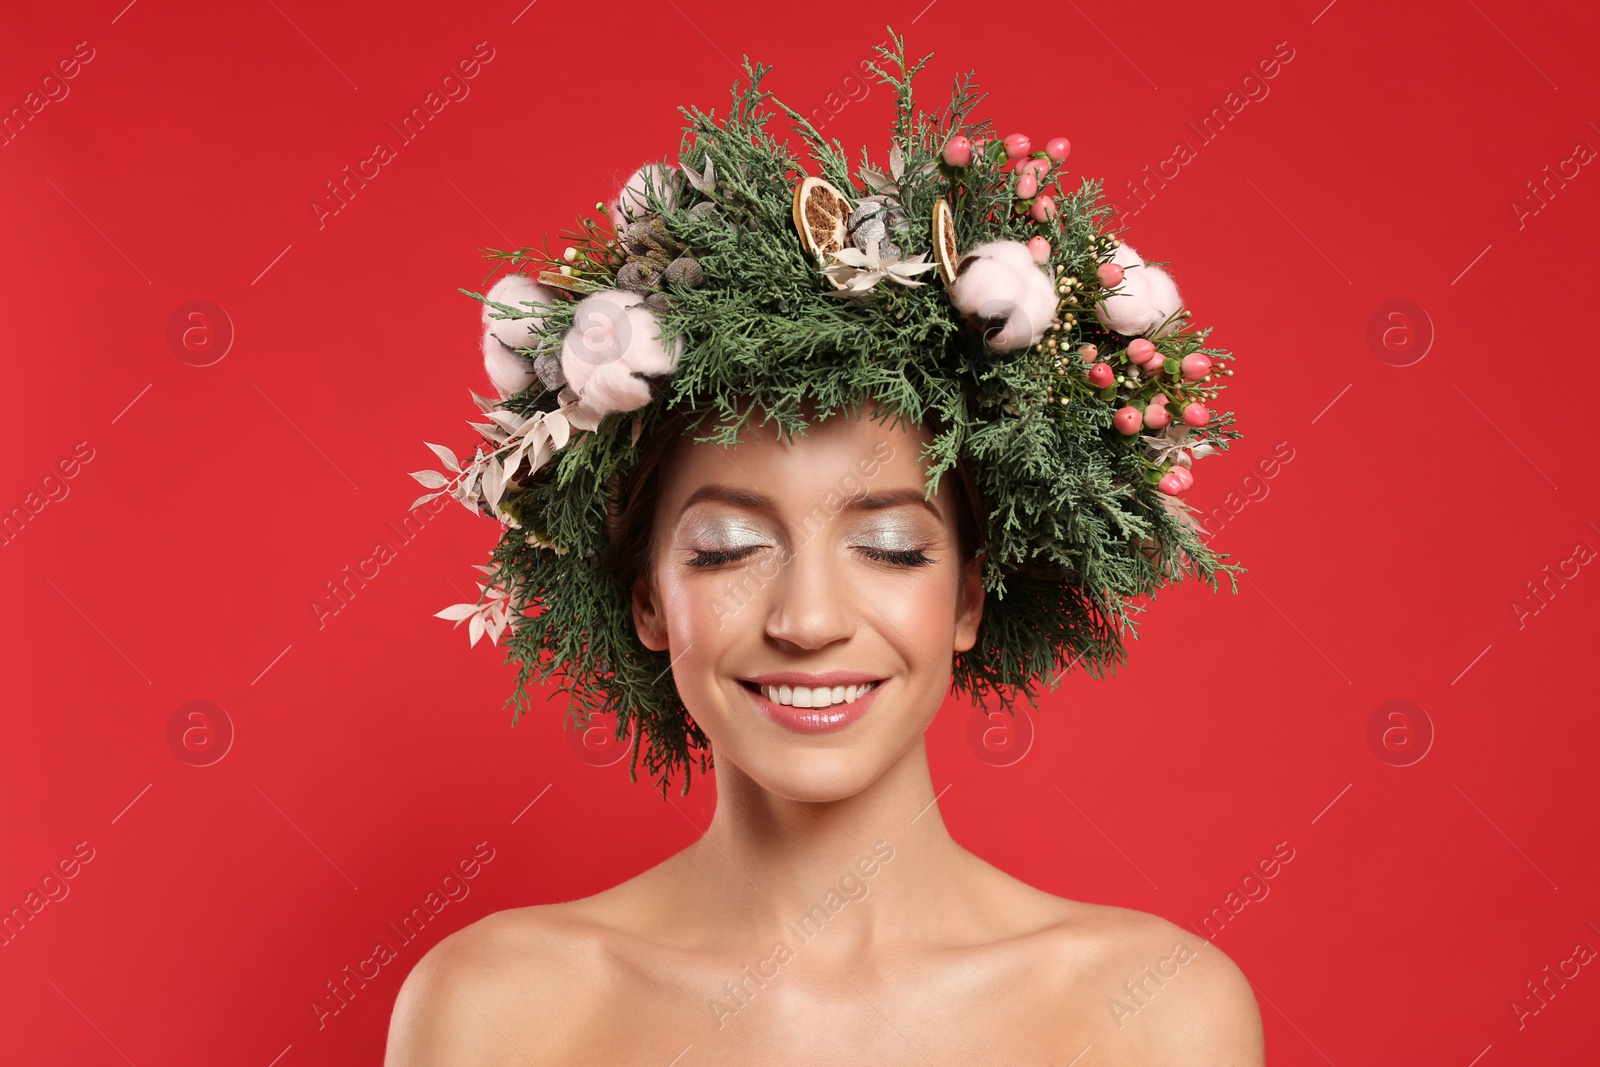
[456, 27, 1242, 797]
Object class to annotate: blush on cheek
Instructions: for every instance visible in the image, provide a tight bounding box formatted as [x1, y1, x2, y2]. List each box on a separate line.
[866, 568, 960, 677]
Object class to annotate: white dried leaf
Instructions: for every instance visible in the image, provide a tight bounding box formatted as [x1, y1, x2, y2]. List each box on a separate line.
[860, 165, 891, 193]
[485, 608, 510, 645]
[682, 155, 716, 195]
[410, 491, 442, 509]
[529, 436, 553, 473]
[546, 412, 570, 450]
[565, 402, 601, 432]
[425, 442, 461, 471]
[409, 469, 450, 489]
[486, 410, 528, 435]
[481, 456, 507, 510]
[889, 142, 905, 180]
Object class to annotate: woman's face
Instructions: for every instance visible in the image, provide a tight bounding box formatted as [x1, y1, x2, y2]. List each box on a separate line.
[631, 400, 984, 802]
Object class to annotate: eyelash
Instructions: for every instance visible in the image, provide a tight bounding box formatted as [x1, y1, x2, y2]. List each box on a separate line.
[685, 546, 934, 569]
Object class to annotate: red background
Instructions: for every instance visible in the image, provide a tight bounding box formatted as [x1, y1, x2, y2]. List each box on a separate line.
[2, 0, 1597, 1063]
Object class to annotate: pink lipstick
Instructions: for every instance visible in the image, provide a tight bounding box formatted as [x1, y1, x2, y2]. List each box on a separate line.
[737, 677, 885, 734]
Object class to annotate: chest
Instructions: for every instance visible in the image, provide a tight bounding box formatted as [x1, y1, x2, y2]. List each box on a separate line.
[559, 943, 1117, 1066]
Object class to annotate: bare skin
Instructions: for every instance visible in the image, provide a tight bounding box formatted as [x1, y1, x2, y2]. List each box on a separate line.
[386, 399, 1265, 1066]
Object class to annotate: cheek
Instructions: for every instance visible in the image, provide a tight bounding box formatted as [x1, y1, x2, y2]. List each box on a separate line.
[659, 567, 747, 653]
[862, 566, 961, 665]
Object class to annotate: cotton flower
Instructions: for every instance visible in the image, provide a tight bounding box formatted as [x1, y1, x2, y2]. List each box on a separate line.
[1094, 242, 1184, 338]
[607, 163, 681, 231]
[823, 236, 936, 297]
[559, 290, 682, 415]
[481, 273, 560, 398]
[946, 240, 1058, 352]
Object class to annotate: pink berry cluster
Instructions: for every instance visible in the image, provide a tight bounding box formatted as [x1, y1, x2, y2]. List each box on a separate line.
[942, 131, 1072, 224]
[1078, 333, 1229, 496]
[942, 127, 1232, 502]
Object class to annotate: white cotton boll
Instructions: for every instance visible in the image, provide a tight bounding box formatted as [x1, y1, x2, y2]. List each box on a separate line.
[1141, 264, 1183, 338]
[560, 290, 683, 415]
[1095, 242, 1185, 337]
[480, 274, 559, 398]
[946, 239, 1058, 352]
[483, 325, 534, 398]
[607, 163, 680, 231]
[482, 273, 557, 348]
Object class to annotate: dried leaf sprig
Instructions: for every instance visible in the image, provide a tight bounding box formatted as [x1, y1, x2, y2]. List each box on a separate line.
[409, 387, 597, 525]
[433, 563, 519, 647]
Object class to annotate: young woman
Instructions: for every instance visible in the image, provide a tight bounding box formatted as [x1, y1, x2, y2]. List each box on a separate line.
[387, 30, 1256, 1064]
[384, 398, 1262, 1065]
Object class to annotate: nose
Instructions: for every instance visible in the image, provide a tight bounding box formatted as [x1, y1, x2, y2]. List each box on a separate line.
[762, 539, 857, 651]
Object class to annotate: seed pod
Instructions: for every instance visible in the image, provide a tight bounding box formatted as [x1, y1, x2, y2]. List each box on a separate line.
[616, 261, 662, 292]
[663, 256, 704, 288]
[532, 350, 567, 391]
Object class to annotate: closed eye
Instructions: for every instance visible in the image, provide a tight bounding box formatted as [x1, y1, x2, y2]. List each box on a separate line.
[685, 546, 935, 569]
[855, 546, 934, 568]
[686, 546, 762, 568]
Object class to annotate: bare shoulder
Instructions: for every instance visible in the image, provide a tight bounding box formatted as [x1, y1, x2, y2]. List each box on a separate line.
[1046, 900, 1265, 1065]
[383, 903, 607, 1067]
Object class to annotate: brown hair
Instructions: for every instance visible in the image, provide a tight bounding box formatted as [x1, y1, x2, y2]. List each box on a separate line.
[602, 404, 987, 598]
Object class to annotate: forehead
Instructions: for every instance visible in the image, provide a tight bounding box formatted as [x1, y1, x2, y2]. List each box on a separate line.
[653, 403, 949, 527]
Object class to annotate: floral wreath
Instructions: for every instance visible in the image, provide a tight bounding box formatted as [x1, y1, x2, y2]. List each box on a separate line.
[410, 28, 1243, 796]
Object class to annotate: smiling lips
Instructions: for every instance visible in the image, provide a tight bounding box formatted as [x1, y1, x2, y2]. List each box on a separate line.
[738, 673, 886, 733]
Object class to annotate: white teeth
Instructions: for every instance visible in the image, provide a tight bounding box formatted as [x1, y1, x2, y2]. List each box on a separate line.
[759, 681, 878, 708]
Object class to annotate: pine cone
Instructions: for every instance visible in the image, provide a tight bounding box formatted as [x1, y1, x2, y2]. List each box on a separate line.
[663, 256, 703, 287]
[616, 260, 663, 292]
[616, 211, 706, 299]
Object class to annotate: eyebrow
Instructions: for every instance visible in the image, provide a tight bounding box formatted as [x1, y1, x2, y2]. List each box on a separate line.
[677, 484, 941, 522]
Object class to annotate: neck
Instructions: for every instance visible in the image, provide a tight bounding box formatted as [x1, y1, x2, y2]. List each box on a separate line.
[683, 737, 971, 958]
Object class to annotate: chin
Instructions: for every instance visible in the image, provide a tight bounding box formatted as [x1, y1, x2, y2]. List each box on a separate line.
[735, 747, 883, 803]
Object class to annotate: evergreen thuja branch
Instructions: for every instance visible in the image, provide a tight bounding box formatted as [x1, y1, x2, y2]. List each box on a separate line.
[864, 27, 932, 151]
[764, 91, 851, 189]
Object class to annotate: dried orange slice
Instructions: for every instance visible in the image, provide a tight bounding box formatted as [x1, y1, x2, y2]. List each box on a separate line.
[932, 198, 960, 286]
[792, 176, 853, 277]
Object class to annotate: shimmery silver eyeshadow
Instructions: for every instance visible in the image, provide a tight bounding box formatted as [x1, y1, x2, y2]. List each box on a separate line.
[851, 516, 928, 550]
[680, 512, 936, 552]
[681, 515, 772, 551]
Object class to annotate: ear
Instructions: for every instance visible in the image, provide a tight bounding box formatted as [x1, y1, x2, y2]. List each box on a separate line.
[952, 553, 985, 653]
[631, 572, 669, 652]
